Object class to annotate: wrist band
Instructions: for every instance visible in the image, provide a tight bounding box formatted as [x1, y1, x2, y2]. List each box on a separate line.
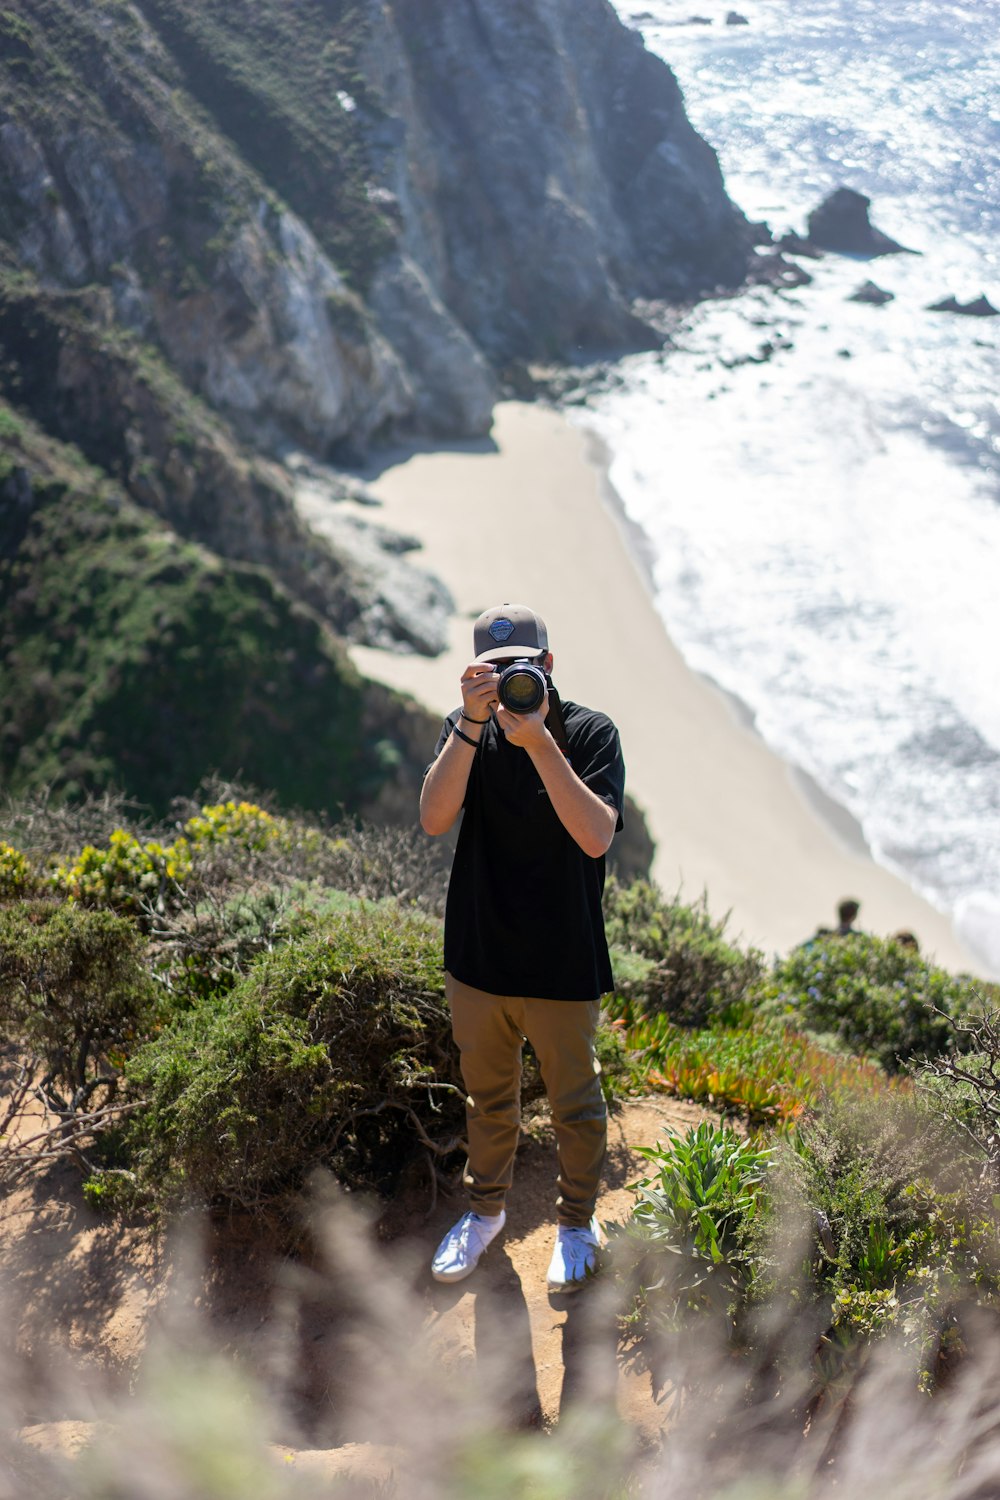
[451, 723, 480, 748]
[460, 710, 489, 724]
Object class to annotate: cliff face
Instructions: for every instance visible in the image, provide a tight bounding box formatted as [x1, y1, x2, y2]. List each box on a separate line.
[0, 0, 744, 831]
[363, 0, 748, 362]
[1, 0, 747, 459]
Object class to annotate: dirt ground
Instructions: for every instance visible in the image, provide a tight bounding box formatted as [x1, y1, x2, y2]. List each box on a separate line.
[3, 1093, 715, 1472]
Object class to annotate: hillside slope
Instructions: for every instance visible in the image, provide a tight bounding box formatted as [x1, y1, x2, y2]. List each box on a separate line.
[0, 406, 436, 815]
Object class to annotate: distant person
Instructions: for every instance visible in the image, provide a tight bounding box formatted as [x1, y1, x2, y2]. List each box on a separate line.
[420, 604, 625, 1292]
[797, 897, 863, 950]
[893, 929, 920, 952]
[835, 898, 862, 936]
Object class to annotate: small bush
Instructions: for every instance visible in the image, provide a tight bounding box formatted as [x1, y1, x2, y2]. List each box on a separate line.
[756, 934, 979, 1072]
[53, 829, 193, 915]
[747, 1092, 998, 1378]
[603, 879, 764, 1028]
[610, 1122, 771, 1336]
[0, 839, 36, 899]
[182, 798, 281, 848]
[0, 900, 156, 1102]
[123, 904, 462, 1214]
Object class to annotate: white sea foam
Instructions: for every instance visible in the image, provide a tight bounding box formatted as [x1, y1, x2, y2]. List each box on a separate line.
[593, 0, 1000, 973]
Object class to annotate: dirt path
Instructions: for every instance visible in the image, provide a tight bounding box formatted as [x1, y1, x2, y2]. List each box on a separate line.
[4, 1095, 714, 1466]
[365, 1094, 715, 1442]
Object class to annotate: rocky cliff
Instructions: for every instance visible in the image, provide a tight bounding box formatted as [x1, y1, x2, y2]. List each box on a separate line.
[365, 0, 749, 365]
[0, 0, 746, 825]
[1, 0, 747, 458]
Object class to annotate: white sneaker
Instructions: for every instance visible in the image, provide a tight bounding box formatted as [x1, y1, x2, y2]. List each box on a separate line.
[431, 1210, 506, 1283]
[546, 1217, 605, 1292]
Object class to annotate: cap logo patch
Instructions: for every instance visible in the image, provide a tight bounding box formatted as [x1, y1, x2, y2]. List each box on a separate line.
[488, 618, 515, 642]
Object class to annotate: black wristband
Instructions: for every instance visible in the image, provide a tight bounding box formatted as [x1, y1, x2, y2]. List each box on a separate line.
[451, 723, 480, 748]
[460, 710, 489, 724]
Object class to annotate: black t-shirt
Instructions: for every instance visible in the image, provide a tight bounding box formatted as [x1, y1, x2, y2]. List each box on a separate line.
[429, 697, 625, 1001]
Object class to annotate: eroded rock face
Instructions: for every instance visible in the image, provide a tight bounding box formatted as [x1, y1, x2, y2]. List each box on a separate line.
[361, 0, 749, 362]
[152, 205, 413, 455]
[0, 0, 748, 669]
[0, 115, 416, 455]
[1, 0, 749, 451]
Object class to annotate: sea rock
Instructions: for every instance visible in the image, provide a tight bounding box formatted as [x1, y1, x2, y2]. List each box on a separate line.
[926, 294, 998, 318]
[848, 280, 895, 305]
[806, 187, 915, 257]
[725, 11, 750, 24]
[776, 231, 824, 260]
[748, 251, 813, 289]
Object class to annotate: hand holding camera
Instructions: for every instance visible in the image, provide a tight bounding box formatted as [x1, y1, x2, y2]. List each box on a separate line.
[459, 661, 501, 725]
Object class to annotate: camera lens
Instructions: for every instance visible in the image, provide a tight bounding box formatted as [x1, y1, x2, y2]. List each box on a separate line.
[497, 662, 547, 714]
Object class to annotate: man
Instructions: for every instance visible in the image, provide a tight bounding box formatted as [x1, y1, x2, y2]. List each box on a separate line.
[420, 603, 625, 1292]
[835, 898, 862, 937]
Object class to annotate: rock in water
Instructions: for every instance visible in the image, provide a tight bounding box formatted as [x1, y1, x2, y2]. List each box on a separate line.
[725, 11, 750, 24]
[926, 294, 999, 318]
[776, 230, 824, 260]
[848, 280, 895, 305]
[806, 187, 915, 257]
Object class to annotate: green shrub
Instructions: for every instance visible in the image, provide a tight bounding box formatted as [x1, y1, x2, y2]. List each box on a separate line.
[758, 1094, 957, 1293]
[53, 829, 193, 915]
[610, 1122, 771, 1336]
[603, 879, 764, 1028]
[747, 1093, 998, 1376]
[123, 905, 462, 1213]
[0, 901, 156, 1101]
[0, 840, 36, 899]
[755, 934, 979, 1072]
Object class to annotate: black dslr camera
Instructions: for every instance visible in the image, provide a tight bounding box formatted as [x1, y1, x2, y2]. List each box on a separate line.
[496, 658, 548, 714]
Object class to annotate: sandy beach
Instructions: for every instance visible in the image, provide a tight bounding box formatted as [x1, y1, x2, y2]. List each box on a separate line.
[339, 401, 978, 973]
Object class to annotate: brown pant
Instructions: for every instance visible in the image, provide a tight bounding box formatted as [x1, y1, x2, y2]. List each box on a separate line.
[446, 974, 607, 1228]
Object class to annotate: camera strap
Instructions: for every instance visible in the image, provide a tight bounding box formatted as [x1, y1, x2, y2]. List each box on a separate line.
[545, 683, 572, 761]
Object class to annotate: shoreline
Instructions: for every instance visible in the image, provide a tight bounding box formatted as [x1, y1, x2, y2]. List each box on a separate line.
[336, 401, 980, 973]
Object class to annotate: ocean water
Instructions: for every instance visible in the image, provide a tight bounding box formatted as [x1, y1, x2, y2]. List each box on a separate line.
[589, 0, 1000, 973]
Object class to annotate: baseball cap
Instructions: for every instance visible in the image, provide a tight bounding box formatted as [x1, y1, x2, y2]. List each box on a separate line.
[473, 603, 549, 662]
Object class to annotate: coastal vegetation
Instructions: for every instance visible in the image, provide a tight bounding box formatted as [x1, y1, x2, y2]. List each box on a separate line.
[3, 789, 1000, 1493]
[2, 0, 994, 1491]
